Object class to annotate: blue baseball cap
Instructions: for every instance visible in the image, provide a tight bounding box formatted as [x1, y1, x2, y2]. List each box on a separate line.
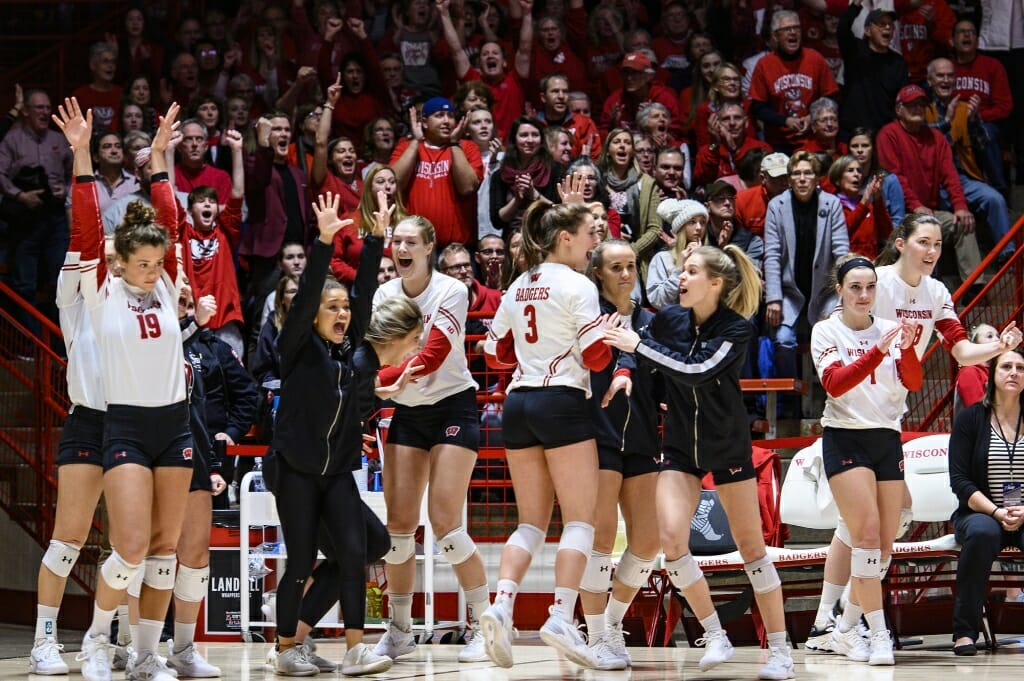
[422, 97, 455, 117]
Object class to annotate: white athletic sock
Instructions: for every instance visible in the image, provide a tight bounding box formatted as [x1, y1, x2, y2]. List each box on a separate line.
[864, 609, 886, 635]
[767, 631, 788, 649]
[464, 585, 490, 626]
[700, 611, 724, 634]
[173, 621, 196, 651]
[116, 604, 131, 645]
[837, 601, 863, 634]
[388, 593, 413, 631]
[35, 604, 59, 641]
[136, 618, 162, 657]
[88, 605, 116, 638]
[552, 587, 578, 623]
[605, 596, 630, 627]
[815, 581, 846, 627]
[584, 613, 605, 639]
[840, 582, 852, 610]
[495, 579, 518, 607]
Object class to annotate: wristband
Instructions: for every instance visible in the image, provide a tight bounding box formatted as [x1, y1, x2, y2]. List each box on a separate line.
[323, 104, 334, 110]
[990, 507, 1000, 518]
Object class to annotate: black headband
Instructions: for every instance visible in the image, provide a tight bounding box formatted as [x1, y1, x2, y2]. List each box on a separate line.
[837, 257, 875, 283]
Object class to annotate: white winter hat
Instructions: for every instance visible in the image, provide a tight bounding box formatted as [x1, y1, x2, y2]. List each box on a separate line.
[657, 199, 708, 236]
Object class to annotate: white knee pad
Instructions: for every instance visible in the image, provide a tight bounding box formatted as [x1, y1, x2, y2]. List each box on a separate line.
[506, 523, 545, 557]
[558, 521, 595, 558]
[127, 567, 144, 598]
[664, 554, 703, 591]
[897, 508, 913, 539]
[614, 550, 656, 590]
[100, 550, 142, 591]
[174, 564, 210, 603]
[383, 532, 416, 565]
[744, 555, 781, 594]
[851, 547, 882, 580]
[835, 516, 852, 548]
[580, 552, 612, 593]
[879, 556, 891, 578]
[42, 540, 81, 578]
[143, 555, 177, 591]
[438, 527, 476, 566]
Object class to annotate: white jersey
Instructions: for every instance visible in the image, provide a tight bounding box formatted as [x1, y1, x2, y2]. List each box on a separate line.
[484, 263, 604, 398]
[811, 313, 908, 430]
[873, 265, 965, 360]
[56, 253, 105, 411]
[373, 272, 477, 406]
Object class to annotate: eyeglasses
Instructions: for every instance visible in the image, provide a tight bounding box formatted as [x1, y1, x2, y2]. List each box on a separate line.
[717, 75, 741, 84]
[200, 49, 218, 57]
[443, 262, 473, 272]
[774, 25, 801, 34]
[479, 248, 504, 256]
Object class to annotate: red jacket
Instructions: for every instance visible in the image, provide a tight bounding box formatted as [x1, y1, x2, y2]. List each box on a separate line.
[693, 138, 772, 187]
[876, 121, 967, 212]
[238, 149, 314, 259]
[835, 193, 893, 261]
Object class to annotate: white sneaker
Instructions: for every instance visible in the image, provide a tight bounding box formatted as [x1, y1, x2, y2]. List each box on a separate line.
[758, 645, 796, 680]
[299, 640, 337, 672]
[457, 629, 488, 663]
[538, 612, 599, 669]
[804, 623, 835, 652]
[76, 632, 112, 681]
[167, 642, 221, 677]
[604, 621, 632, 666]
[588, 634, 627, 671]
[868, 630, 894, 666]
[372, 622, 416, 659]
[341, 643, 393, 676]
[479, 601, 517, 668]
[29, 637, 68, 675]
[128, 651, 178, 681]
[264, 646, 278, 671]
[113, 643, 132, 671]
[272, 646, 319, 676]
[830, 627, 871, 662]
[696, 629, 734, 671]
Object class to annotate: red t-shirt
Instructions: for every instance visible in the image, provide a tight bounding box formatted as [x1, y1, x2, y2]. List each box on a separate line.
[897, 0, 956, 83]
[329, 220, 363, 286]
[748, 49, 839, 147]
[317, 172, 362, 217]
[954, 55, 1014, 122]
[175, 163, 233, 205]
[182, 197, 244, 329]
[71, 84, 123, 132]
[465, 67, 525, 143]
[390, 139, 484, 247]
[330, 91, 386, 144]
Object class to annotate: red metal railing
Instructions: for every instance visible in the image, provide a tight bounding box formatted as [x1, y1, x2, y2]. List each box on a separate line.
[0, 280, 103, 596]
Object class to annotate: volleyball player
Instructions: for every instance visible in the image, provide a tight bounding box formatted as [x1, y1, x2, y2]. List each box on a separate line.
[578, 239, 662, 670]
[64, 98, 194, 681]
[605, 244, 796, 680]
[804, 215, 1023, 650]
[30, 100, 109, 676]
[479, 190, 611, 670]
[268, 191, 419, 676]
[810, 254, 922, 665]
[371, 216, 491, 664]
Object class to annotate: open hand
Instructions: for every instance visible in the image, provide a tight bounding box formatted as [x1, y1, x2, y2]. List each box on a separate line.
[52, 97, 93, 151]
[151, 102, 181, 153]
[312, 192, 354, 243]
[372, 189, 395, 238]
[557, 171, 587, 204]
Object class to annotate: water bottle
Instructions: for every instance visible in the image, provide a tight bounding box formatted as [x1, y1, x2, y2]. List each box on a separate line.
[253, 456, 266, 492]
[354, 454, 369, 492]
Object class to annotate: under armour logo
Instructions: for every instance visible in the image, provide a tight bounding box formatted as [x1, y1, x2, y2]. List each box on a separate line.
[201, 576, 209, 583]
[640, 567, 651, 574]
[116, 573, 128, 582]
[867, 558, 879, 564]
[750, 567, 763, 575]
[599, 565, 610, 572]
[667, 569, 679, 577]
[443, 544, 455, 552]
[158, 568, 171, 575]
[555, 598, 563, 605]
[61, 556, 73, 564]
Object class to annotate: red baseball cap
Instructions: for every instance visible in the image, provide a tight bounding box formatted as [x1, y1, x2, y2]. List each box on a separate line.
[896, 84, 928, 105]
[621, 52, 653, 72]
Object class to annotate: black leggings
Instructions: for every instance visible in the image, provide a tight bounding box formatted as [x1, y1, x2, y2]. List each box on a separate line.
[298, 515, 390, 627]
[274, 457, 388, 636]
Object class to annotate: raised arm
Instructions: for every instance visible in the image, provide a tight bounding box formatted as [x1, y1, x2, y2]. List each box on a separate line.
[514, 0, 533, 80]
[437, 0, 471, 79]
[149, 102, 182, 281]
[52, 97, 97, 303]
[312, 73, 342, 189]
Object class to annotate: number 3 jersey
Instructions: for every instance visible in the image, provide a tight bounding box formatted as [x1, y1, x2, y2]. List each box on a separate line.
[76, 176, 186, 408]
[485, 262, 607, 398]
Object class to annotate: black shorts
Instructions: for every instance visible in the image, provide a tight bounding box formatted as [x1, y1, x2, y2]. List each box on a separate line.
[189, 446, 211, 492]
[503, 386, 594, 450]
[822, 426, 904, 481]
[103, 402, 194, 471]
[56, 405, 105, 467]
[661, 447, 757, 485]
[387, 388, 480, 452]
[598, 447, 661, 478]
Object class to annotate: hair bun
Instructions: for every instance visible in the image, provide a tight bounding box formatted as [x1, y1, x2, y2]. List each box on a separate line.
[123, 200, 157, 228]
